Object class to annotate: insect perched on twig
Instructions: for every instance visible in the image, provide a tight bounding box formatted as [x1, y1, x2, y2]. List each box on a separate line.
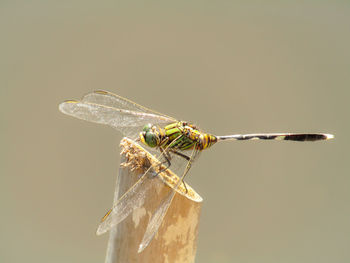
[59, 90, 333, 252]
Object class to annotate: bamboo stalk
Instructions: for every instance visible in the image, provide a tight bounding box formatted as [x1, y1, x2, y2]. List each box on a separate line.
[104, 137, 203, 263]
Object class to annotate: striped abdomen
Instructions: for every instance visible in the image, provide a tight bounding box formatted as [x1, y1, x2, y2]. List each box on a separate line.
[217, 133, 333, 142]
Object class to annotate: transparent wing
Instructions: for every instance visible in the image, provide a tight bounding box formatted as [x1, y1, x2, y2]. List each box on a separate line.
[59, 100, 175, 139]
[96, 136, 187, 236]
[82, 90, 177, 121]
[96, 170, 153, 235]
[138, 147, 201, 253]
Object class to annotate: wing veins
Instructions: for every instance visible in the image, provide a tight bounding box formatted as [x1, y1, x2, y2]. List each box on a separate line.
[96, 135, 185, 236]
[59, 100, 175, 139]
[82, 90, 177, 122]
[138, 144, 200, 252]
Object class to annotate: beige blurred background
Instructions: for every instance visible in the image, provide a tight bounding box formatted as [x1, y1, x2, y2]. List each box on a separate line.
[1, 1, 349, 262]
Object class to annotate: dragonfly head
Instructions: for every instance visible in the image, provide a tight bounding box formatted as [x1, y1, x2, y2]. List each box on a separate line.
[140, 124, 159, 148]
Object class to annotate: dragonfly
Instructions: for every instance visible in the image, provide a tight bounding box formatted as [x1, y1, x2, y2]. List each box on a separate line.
[59, 90, 334, 252]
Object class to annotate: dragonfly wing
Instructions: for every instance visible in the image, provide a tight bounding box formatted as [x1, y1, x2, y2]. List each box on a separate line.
[138, 190, 175, 253]
[97, 138, 184, 235]
[82, 90, 177, 121]
[96, 172, 151, 235]
[59, 100, 174, 139]
[138, 147, 201, 253]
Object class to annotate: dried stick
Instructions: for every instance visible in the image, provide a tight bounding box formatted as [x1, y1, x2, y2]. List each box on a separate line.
[104, 138, 203, 263]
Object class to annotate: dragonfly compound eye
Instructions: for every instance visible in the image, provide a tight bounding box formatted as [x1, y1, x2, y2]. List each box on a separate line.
[144, 131, 158, 148]
[142, 123, 152, 132]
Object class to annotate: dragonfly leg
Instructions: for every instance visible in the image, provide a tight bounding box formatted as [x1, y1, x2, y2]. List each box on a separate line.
[151, 147, 172, 178]
[180, 148, 199, 194]
[182, 179, 188, 193]
[149, 135, 185, 178]
[170, 149, 191, 193]
[170, 149, 191, 161]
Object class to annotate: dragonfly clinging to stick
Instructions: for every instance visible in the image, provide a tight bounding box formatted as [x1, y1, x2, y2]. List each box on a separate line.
[59, 90, 333, 252]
